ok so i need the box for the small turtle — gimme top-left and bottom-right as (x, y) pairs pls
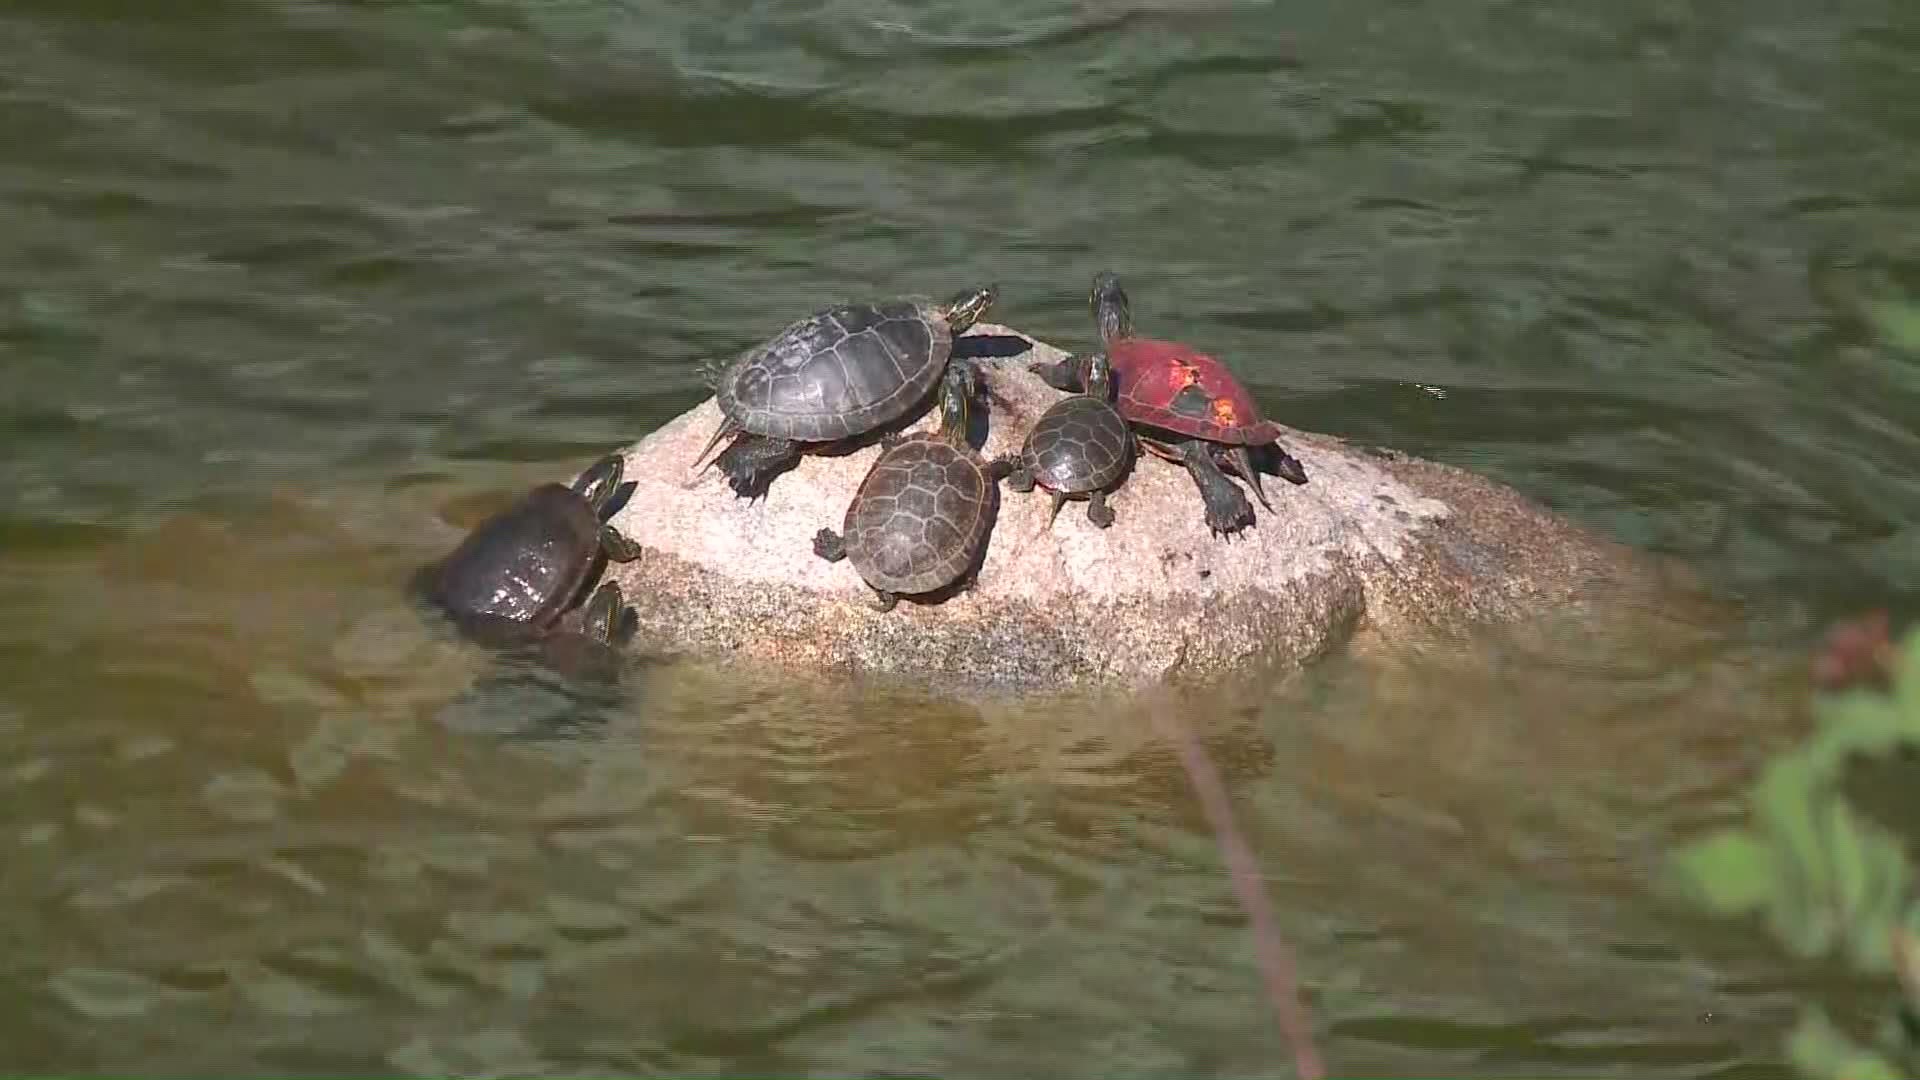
(812, 364), (1010, 611)
(415, 453), (641, 648)
(693, 285), (999, 498)
(996, 352), (1134, 528)
(1032, 271), (1307, 537)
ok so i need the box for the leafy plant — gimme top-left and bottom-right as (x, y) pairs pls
(1671, 613), (1920, 1079)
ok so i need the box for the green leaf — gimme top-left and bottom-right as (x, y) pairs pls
(1810, 692), (1909, 766)
(1865, 300), (1920, 354)
(1789, 1010), (1904, 1080)
(1673, 828), (1775, 915)
(1897, 626), (1920, 722)
(1844, 833), (1913, 973)
(1757, 757), (1842, 957)
(1826, 801), (1874, 925)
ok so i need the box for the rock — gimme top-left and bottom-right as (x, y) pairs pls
(594, 323), (1664, 693)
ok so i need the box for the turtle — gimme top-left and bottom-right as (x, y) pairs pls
(415, 453), (641, 649)
(994, 351), (1134, 528)
(811, 363), (1011, 611)
(1031, 271), (1308, 537)
(692, 284), (999, 499)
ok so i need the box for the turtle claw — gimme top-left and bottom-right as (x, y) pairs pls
(715, 433), (800, 500)
(812, 528), (848, 563)
(1203, 495), (1254, 538)
(999, 458), (1034, 493)
(1087, 491), (1115, 529)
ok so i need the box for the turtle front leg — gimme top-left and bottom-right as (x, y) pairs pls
(599, 524), (643, 563)
(1086, 490), (1115, 529)
(1176, 439), (1254, 538)
(867, 588), (898, 613)
(714, 434), (801, 498)
(997, 456), (1035, 492)
(1029, 355), (1087, 393)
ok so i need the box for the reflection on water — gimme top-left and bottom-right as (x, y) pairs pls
(0, 487), (1823, 1075)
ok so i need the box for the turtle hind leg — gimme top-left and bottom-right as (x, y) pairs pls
(995, 455), (1034, 491)
(1086, 490), (1115, 529)
(868, 588), (898, 613)
(579, 581), (628, 643)
(1177, 439), (1254, 538)
(714, 434), (801, 498)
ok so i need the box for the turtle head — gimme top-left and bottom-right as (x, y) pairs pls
(1081, 352), (1115, 403)
(1090, 270), (1132, 344)
(941, 284), (998, 333)
(572, 453), (626, 512)
(936, 363), (975, 446)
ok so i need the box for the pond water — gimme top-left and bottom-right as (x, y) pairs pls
(4, 0), (1919, 1075)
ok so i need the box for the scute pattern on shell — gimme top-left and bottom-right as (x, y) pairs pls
(842, 434), (997, 595)
(716, 299), (948, 442)
(1107, 337), (1285, 445)
(1022, 395), (1132, 493)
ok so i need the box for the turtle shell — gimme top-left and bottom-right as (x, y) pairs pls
(1021, 394), (1132, 494)
(842, 434), (998, 596)
(716, 299), (952, 443)
(422, 484), (602, 633)
(1106, 337), (1284, 445)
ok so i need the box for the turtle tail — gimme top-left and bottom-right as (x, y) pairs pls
(689, 416), (741, 476)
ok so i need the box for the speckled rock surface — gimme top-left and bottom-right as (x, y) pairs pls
(592, 322), (1658, 692)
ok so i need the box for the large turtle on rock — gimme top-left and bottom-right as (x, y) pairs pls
(692, 285), (999, 498)
(1031, 271), (1308, 537)
(813, 363), (1010, 611)
(996, 351), (1134, 528)
(415, 453), (640, 649)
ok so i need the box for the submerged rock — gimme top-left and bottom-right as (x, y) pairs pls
(592, 323), (1659, 692)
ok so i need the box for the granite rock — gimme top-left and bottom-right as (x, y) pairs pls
(589, 323), (1658, 692)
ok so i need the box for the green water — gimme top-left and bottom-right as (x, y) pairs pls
(5, 0), (1919, 1074)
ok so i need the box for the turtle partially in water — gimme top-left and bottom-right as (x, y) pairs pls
(1032, 271), (1308, 537)
(693, 285), (999, 499)
(812, 363), (1010, 611)
(997, 351), (1134, 528)
(415, 453), (640, 649)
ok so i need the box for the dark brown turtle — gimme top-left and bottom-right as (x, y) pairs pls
(1032, 271), (1308, 537)
(996, 352), (1134, 528)
(415, 453), (639, 648)
(692, 285), (998, 498)
(812, 363), (1010, 611)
